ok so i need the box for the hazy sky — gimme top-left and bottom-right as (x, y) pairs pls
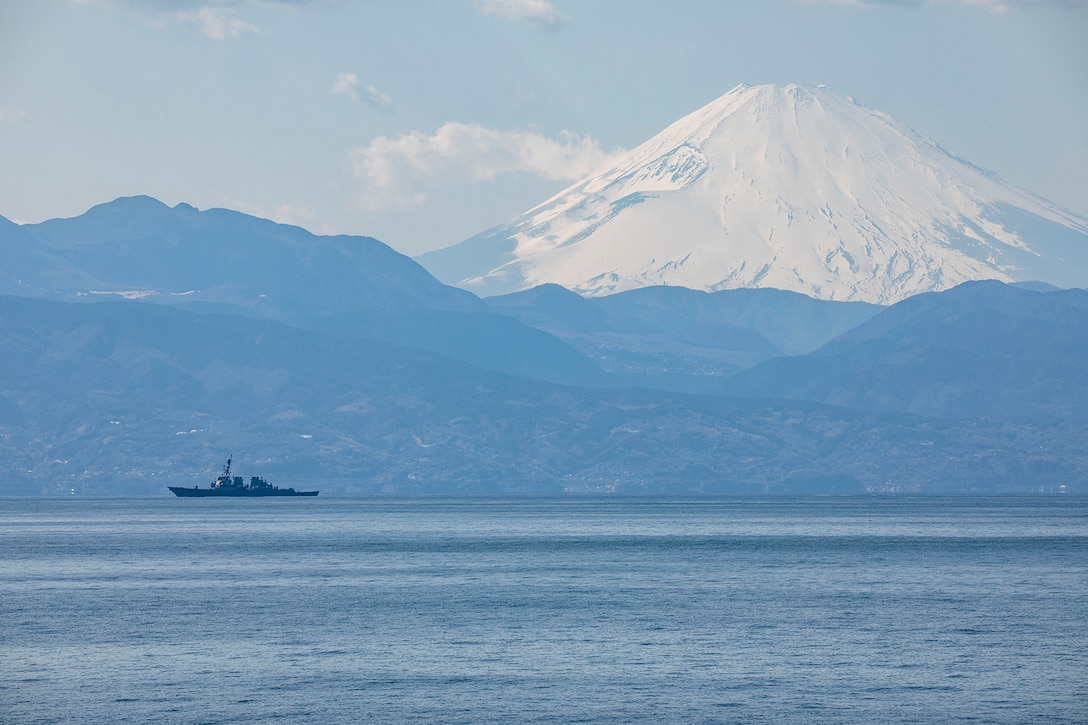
(2, 0), (1086, 256)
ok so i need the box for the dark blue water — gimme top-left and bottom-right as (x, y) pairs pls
(2, 496), (1086, 723)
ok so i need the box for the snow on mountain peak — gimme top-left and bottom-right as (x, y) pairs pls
(419, 84), (1088, 304)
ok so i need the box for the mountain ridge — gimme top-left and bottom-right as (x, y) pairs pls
(485, 284), (881, 392)
(0, 197), (624, 385)
(15, 195), (483, 316)
(4, 293), (1084, 494)
(720, 280), (1088, 420)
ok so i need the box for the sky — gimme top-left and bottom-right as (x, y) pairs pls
(1, 0), (1086, 257)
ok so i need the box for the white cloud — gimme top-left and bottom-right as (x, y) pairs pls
(474, 0), (568, 29)
(0, 108), (29, 123)
(331, 71), (359, 99)
(264, 202), (316, 228)
(361, 84), (393, 110)
(178, 6), (259, 40)
(800, 0), (1087, 9)
(965, 0), (1088, 10)
(331, 72), (393, 110)
(227, 199), (320, 229)
(347, 122), (622, 210)
(82, 0), (336, 10)
(77, 2), (263, 39)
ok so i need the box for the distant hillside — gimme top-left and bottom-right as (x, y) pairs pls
(1, 296), (1084, 495)
(486, 284), (880, 392)
(1, 197), (618, 386)
(9, 195), (481, 318)
(309, 308), (609, 388)
(722, 281), (1088, 420)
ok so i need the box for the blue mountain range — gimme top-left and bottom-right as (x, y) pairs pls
(1, 197), (1084, 494)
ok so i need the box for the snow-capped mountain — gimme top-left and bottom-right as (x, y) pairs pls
(419, 84), (1088, 303)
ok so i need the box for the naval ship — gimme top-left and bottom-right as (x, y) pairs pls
(168, 457), (319, 497)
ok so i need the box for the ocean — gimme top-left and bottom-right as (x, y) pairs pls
(2, 496), (1086, 724)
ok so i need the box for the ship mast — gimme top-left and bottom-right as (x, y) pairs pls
(222, 456), (232, 479)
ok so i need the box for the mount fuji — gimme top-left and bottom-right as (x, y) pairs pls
(419, 84), (1088, 304)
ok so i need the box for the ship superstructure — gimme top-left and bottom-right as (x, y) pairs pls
(168, 457), (319, 497)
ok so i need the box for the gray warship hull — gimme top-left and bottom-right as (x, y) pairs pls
(168, 486), (318, 497)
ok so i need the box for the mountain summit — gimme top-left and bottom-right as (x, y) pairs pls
(420, 84), (1088, 303)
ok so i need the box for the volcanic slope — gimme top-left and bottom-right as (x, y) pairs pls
(419, 84), (1088, 304)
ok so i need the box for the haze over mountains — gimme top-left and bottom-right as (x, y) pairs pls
(420, 84), (1088, 303)
(486, 284), (880, 392)
(3, 287), (1085, 496)
(2, 193), (1087, 494)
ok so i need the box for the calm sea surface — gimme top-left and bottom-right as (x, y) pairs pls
(2, 496), (1086, 724)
